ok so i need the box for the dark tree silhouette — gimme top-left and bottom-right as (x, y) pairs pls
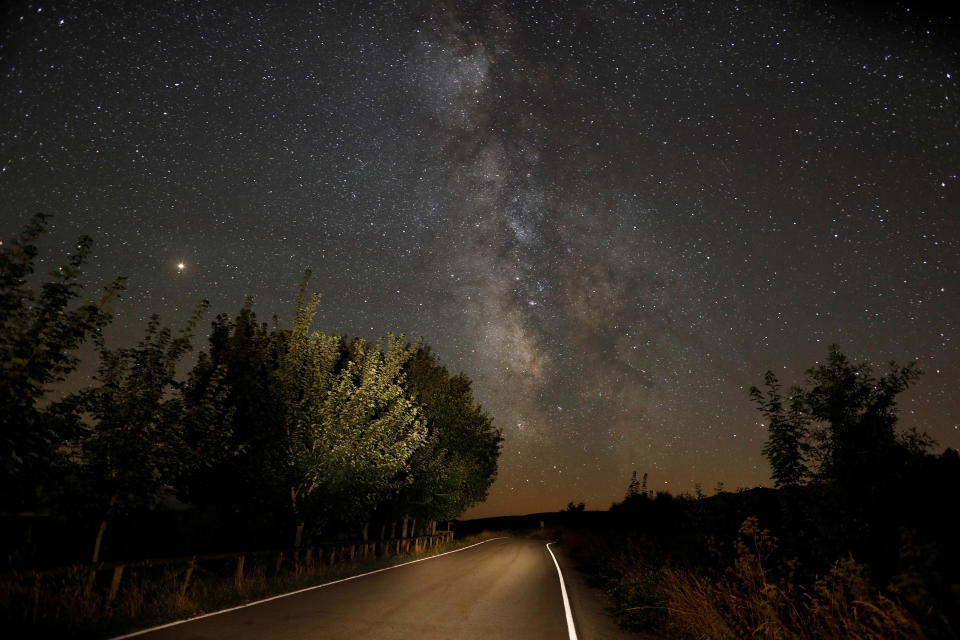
(803, 345), (926, 489)
(179, 301), (289, 546)
(73, 304), (232, 562)
(753, 345), (928, 490)
(1, 213), (123, 512)
(627, 470), (641, 498)
(750, 371), (809, 488)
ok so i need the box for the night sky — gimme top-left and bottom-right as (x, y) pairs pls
(3, 1), (958, 517)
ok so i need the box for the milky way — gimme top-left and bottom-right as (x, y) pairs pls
(3, 1), (958, 516)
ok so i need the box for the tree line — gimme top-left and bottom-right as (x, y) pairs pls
(1, 214), (502, 566)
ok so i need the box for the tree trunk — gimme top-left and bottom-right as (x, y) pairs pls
(290, 486), (303, 548)
(401, 516), (408, 538)
(91, 494), (118, 563)
(362, 522), (369, 542)
(91, 519), (108, 564)
(390, 521), (396, 539)
(380, 523), (386, 540)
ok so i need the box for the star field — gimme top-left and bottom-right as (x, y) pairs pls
(2, 0), (958, 516)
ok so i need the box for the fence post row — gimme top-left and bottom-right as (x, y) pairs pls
(9, 530), (456, 606)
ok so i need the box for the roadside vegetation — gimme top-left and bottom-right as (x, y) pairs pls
(558, 347), (959, 639)
(1, 531), (502, 639)
(1, 214), (502, 633)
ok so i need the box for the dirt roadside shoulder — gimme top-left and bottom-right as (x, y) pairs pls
(552, 544), (665, 640)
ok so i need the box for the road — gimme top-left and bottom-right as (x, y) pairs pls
(121, 537), (578, 639)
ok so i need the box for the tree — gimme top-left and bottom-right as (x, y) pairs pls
(388, 346), (502, 527)
(627, 470), (641, 498)
(73, 303), (231, 562)
(750, 372), (809, 488)
(179, 301), (289, 544)
(753, 346), (927, 491)
(277, 279), (427, 546)
(803, 345), (924, 488)
(1, 213), (123, 512)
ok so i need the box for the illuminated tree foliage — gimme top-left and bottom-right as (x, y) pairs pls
(277, 280), (427, 545)
(179, 296), (502, 546)
(3, 217), (501, 559)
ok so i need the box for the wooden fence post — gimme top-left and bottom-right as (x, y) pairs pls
(107, 565), (124, 604)
(31, 572), (40, 624)
(85, 566), (97, 597)
(181, 557), (196, 597)
(235, 555), (245, 591)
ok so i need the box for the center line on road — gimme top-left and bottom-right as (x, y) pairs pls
(546, 542), (579, 640)
(110, 536), (508, 640)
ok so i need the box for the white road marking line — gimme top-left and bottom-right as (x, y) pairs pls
(546, 542), (579, 640)
(109, 536), (509, 639)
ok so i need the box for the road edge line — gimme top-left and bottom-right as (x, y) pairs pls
(546, 542), (579, 640)
(109, 536), (508, 639)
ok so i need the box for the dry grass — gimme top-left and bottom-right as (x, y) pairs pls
(661, 517), (926, 640)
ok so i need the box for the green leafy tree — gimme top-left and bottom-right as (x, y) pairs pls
(277, 280), (427, 546)
(1, 213), (123, 511)
(389, 346), (502, 526)
(73, 304), (231, 562)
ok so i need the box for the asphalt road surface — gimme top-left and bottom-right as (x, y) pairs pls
(122, 537), (578, 639)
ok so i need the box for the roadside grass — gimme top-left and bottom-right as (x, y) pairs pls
(559, 518), (927, 640)
(660, 520), (926, 639)
(0, 532), (504, 639)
